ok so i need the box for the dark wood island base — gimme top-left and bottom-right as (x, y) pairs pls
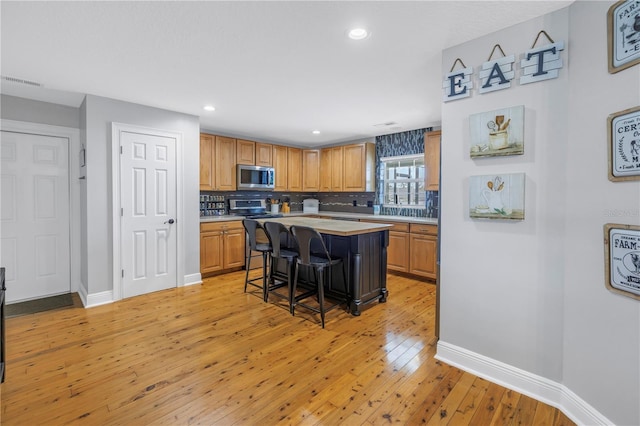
(259, 217), (392, 316)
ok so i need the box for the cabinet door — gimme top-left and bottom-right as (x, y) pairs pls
(330, 146), (344, 191)
(409, 234), (437, 279)
(255, 143), (273, 166)
(224, 228), (246, 269)
(287, 147), (302, 191)
(343, 143), (374, 192)
(425, 130), (441, 191)
(199, 134), (215, 190)
(236, 139), (255, 165)
(215, 136), (237, 190)
(273, 145), (288, 191)
(387, 231), (410, 272)
(319, 148), (332, 191)
(201, 231), (223, 274)
(302, 149), (320, 192)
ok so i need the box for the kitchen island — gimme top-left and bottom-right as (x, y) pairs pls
(258, 217), (392, 316)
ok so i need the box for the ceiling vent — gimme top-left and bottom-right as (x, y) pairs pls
(1, 75), (42, 87)
(373, 121), (398, 127)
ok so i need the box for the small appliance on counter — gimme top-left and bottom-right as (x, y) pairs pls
(302, 198), (319, 214)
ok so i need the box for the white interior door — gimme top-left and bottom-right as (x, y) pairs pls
(1, 131), (70, 303)
(120, 131), (177, 298)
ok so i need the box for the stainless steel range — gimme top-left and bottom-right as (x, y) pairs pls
(228, 199), (283, 219)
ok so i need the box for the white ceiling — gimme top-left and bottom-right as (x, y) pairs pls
(1, 1), (571, 147)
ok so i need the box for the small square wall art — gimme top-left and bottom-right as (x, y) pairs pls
(469, 173), (525, 220)
(469, 105), (524, 158)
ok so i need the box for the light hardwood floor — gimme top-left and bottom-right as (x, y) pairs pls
(1, 271), (575, 425)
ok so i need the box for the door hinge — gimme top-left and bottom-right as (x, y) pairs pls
(122, 269), (124, 278)
(120, 146), (123, 154)
(121, 208), (123, 216)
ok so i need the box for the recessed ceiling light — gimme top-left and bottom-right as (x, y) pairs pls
(348, 28), (369, 40)
(312, 130), (321, 135)
(203, 105), (215, 112)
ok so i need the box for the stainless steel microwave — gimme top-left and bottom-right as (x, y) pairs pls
(236, 165), (275, 190)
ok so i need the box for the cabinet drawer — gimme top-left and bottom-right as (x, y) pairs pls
(409, 224), (437, 235)
(365, 220), (409, 233)
(201, 221), (244, 233)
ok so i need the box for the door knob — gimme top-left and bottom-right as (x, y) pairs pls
(164, 219), (175, 224)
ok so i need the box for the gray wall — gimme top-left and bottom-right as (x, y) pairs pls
(1, 94), (80, 128)
(440, 3), (639, 425)
(82, 95), (201, 295)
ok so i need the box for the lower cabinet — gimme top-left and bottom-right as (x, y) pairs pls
(365, 220), (437, 279)
(200, 221), (245, 275)
(409, 224), (437, 279)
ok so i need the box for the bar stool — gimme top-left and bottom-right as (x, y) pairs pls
(242, 219), (272, 302)
(290, 225), (347, 328)
(264, 221), (298, 312)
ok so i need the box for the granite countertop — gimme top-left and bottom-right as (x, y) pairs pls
(200, 211), (438, 225)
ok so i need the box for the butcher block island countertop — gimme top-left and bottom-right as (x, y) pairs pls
(256, 216), (393, 236)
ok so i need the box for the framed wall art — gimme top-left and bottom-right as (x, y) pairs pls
(469, 105), (524, 158)
(607, 0), (640, 74)
(604, 223), (640, 301)
(607, 106), (640, 181)
(469, 173), (525, 220)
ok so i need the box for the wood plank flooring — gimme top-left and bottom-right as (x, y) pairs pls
(1, 271), (575, 425)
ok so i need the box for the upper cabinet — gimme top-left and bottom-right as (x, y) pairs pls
(215, 136), (237, 191)
(200, 134), (215, 191)
(320, 146), (344, 192)
(272, 144), (288, 191)
(302, 149), (320, 192)
(255, 142), (273, 166)
(200, 134), (375, 193)
(236, 139), (255, 165)
(287, 147), (303, 191)
(200, 133), (237, 191)
(425, 130), (441, 191)
(343, 142), (375, 192)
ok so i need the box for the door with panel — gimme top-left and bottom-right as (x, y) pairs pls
(120, 131), (177, 298)
(0, 131), (70, 302)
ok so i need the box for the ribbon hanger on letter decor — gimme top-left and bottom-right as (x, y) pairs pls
(520, 30), (565, 85)
(443, 58), (474, 102)
(479, 44), (515, 94)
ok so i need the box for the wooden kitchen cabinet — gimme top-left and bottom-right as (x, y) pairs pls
(362, 220), (437, 278)
(302, 149), (320, 192)
(319, 146), (344, 192)
(425, 130), (441, 191)
(409, 224), (437, 279)
(343, 142), (375, 192)
(287, 147), (303, 191)
(200, 134), (215, 190)
(236, 139), (255, 165)
(200, 221), (245, 275)
(200, 133), (237, 191)
(215, 136), (237, 191)
(368, 221), (410, 272)
(273, 144), (288, 191)
(255, 142), (273, 166)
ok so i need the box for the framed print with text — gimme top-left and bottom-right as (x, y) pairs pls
(608, 0), (640, 73)
(608, 106), (640, 181)
(604, 223), (640, 301)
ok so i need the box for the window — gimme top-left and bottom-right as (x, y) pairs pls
(381, 154), (425, 208)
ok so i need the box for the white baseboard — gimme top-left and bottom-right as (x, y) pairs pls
(84, 290), (114, 308)
(435, 340), (613, 426)
(77, 284), (88, 307)
(182, 273), (202, 287)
